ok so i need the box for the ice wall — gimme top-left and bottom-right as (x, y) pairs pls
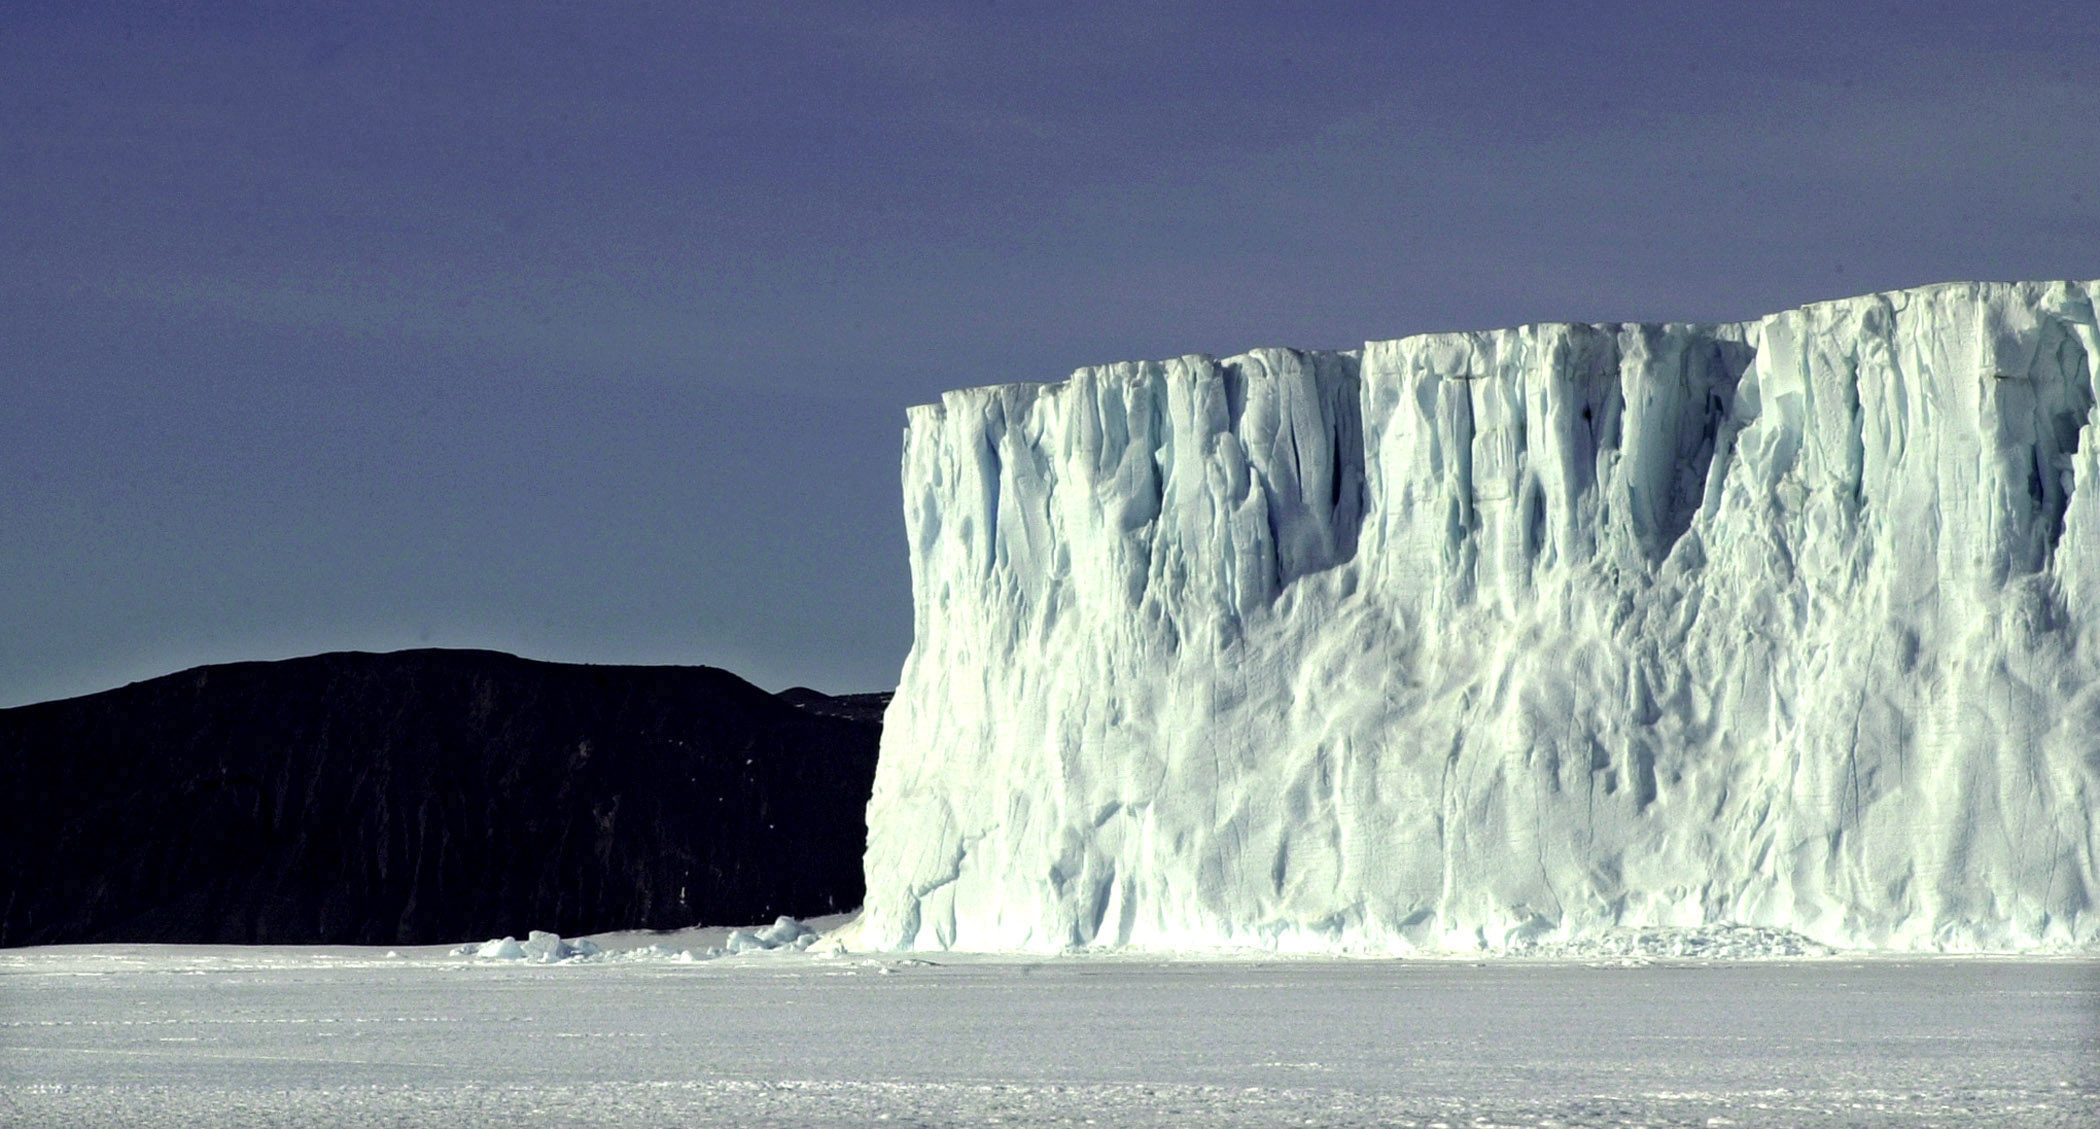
(858, 281), (2100, 952)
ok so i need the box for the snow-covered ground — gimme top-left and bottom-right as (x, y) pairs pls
(3, 929), (2094, 1127)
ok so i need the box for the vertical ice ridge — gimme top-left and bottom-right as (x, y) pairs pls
(859, 280), (2100, 954)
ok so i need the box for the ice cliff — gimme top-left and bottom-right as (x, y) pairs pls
(857, 280), (2100, 953)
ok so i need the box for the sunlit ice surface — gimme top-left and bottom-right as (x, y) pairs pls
(864, 281), (2100, 956)
(3, 931), (2094, 1128)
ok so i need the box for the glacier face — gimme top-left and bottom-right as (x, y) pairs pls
(858, 281), (2100, 953)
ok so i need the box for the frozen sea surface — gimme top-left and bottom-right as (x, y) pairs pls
(2, 939), (2095, 1127)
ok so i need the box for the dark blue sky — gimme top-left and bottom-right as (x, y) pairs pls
(5, 1), (2097, 705)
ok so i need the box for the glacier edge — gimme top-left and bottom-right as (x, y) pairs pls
(858, 279), (2100, 953)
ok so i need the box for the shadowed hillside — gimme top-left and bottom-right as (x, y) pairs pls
(0, 650), (885, 947)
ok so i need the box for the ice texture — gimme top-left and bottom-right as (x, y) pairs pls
(454, 931), (603, 962)
(9, 945), (2095, 1128)
(448, 918), (820, 962)
(857, 280), (2100, 953)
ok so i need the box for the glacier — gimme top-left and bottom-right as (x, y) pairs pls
(855, 280), (2100, 953)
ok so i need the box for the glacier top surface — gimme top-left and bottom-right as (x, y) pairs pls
(908, 279), (2099, 417)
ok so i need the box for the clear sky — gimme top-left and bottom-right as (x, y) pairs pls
(5, 1), (2098, 706)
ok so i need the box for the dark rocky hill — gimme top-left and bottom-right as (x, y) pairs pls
(0, 650), (886, 947)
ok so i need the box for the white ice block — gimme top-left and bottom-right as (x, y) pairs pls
(858, 280), (2100, 953)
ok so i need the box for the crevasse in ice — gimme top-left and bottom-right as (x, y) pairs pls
(858, 280), (2100, 952)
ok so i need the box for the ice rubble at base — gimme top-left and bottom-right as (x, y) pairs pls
(453, 918), (817, 963)
(454, 931), (600, 962)
(855, 280), (2100, 955)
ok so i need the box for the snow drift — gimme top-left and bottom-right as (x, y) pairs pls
(857, 280), (2100, 953)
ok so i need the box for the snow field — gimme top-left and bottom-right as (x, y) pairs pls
(2, 940), (2094, 1128)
